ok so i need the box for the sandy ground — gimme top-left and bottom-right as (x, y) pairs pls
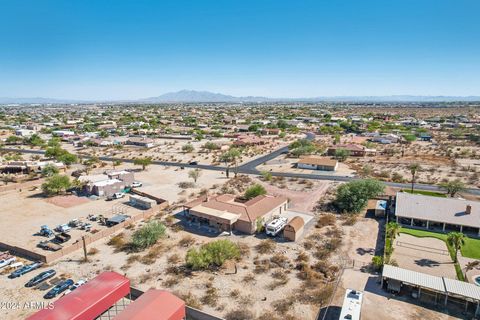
(391, 233), (457, 279)
(329, 217), (461, 320)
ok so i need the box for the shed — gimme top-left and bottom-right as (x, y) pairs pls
(107, 214), (131, 227)
(129, 195), (156, 209)
(283, 216), (305, 241)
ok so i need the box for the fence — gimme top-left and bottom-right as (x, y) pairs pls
(0, 201), (169, 264)
(0, 178), (45, 193)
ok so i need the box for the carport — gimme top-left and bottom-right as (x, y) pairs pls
(382, 265), (480, 316)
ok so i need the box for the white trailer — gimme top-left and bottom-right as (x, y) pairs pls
(339, 289), (363, 320)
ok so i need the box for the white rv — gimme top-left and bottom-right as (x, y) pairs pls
(265, 217), (288, 236)
(339, 289), (363, 320)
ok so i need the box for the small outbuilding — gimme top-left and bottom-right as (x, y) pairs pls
(283, 216), (305, 241)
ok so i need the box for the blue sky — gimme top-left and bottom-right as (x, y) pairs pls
(1, 0), (479, 99)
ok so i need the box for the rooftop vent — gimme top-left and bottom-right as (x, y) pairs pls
(466, 205), (472, 215)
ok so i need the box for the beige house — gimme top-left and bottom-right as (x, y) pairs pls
(184, 194), (288, 234)
(297, 156), (338, 171)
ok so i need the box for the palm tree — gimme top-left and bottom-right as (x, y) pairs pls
(386, 222), (401, 240)
(464, 260), (480, 279)
(408, 163), (421, 193)
(447, 232), (465, 263)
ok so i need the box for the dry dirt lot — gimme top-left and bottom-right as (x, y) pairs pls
(329, 217), (463, 320)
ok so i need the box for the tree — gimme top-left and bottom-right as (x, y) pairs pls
(464, 260), (480, 279)
(447, 232), (465, 263)
(112, 159), (122, 169)
(41, 164), (59, 177)
(182, 143), (194, 153)
(220, 148), (241, 177)
(440, 179), (466, 197)
(402, 134), (416, 143)
(186, 239), (240, 270)
(41, 174), (71, 196)
(134, 157), (152, 170)
(244, 184), (267, 200)
(188, 168), (202, 183)
(408, 163), (421, 192)
(334, 149), (350, 162)
(335, 179), (385, 213)
(371, 256), (384, 271)
(26, 134), (45, 147)
(131, 221), (166, 250)
(386, 222), (400, 240)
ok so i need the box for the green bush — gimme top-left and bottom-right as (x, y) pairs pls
(41, 174), (71, 196)
(186, 239), (240, 270)
(131, 221), (166, 250)
(244, 184), (267, 200)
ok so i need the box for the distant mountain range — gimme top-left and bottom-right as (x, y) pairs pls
(1, 90), (480, 104)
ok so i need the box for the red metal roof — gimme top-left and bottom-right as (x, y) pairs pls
(26, 271), (130, 320)
(113, 289), (186, 320)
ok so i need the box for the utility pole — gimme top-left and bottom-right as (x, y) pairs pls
(82, 236), (88, 262)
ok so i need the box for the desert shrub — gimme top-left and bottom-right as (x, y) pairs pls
(175, 291), (202, 309)
(242, 273), (256, 283)
(178, 235), (196, 247)
(296, 251), (310, 263)
(201, 287), (219, 307)
(255, 239), (276, 254)
(167, 253), (181, 264)
(272, 296), (296, 313)
(270, 254), (289, 268)
(107, 233), (126, 252)
(225, 308), (255, 320)
(140, 245), (165, 264)
(131, 221), (166, 250)
(236, 242), (250, 257)
(163, 277), (180, 287)
(178, 181), (195, 189)
(87, 247), (99, 255)
(244, 184), (267, 200)
(316, 214), (336, 228)
(254, 259), (272, 273)
(186, 239), (240, 270)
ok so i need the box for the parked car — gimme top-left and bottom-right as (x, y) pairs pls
(38, 240), (62, 251)
(9, 262), (42, 279)
(44, 279), (74, 299)
(52, 232), (71, 244)
(62, 277), (88, 296)
(0, 256), (16, 269)
(25, 269), (56, 287)
(55, 224), (71, 233)
(107, 192), (125, 201)
(189, 161), (198, 165)
(68, 219), (80, 227)
(130, 181), (142, 188)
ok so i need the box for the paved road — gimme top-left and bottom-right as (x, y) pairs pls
(2, 139), (480, 196)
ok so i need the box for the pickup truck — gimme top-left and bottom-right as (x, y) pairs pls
(0, 256), (16, 269)
(38, 240), (62, 251)
(107, 192), (125, 201)
(53, 232), (71, 244)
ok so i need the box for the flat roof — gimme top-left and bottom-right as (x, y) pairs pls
(395, 192), (480, 228)
(383, 265), (480, 302)
(339, 289), (363, 320)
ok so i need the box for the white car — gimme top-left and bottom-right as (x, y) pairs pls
(63, 279), (87, 296)
(55, 224), (71, 233)
(0, 256), (16, 269)
(131, 181), (142, 188)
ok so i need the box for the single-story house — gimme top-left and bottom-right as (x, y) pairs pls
(126, 137), (155, 148)
(79, 171), (134, 197)
(0, 160), (65, 174)
(233, 135), (266, 147)
(395, 192), (480, 236)
(327, 144), (372, 157)
(183, 194), (289, 234)
(297, 156), (338, 171)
